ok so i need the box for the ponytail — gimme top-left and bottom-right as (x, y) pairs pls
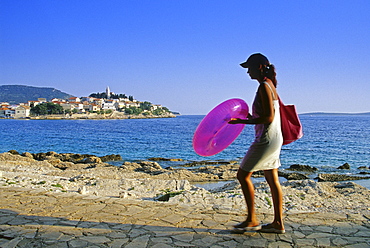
(264, 64), (277, 87)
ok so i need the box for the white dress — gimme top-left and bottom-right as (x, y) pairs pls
(240, 82), (283, 172)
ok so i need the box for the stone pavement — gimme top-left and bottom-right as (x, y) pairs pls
(0, 186), (369, 248)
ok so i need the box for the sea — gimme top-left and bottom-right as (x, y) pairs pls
(1, 115), (369, 188)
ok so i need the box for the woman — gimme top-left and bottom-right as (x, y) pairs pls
(229, 53), (285, 234)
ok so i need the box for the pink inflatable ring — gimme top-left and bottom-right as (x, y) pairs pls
(193, 98), (249, 156)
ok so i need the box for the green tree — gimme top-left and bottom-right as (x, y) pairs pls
(153, 107), (170, 115)
(31, 104), (48, 115)
(89, 92), (130, 99)
(31, 102), (64, 115)
(140, 101), (152, 111)
(47, 103), (64, 114)
(153, 108), (164, 115)
(124, 108), (134, 115)
(89, 92), (107, 98)
(125, 107), (142, 115)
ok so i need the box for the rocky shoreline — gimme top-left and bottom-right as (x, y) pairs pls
(1, 151), (369, 216)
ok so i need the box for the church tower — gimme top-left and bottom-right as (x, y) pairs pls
(106, 86), (111, 99)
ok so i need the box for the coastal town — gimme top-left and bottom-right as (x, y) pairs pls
(0, 86), (176, 119)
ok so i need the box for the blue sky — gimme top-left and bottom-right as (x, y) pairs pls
(1, 0), (369, 114)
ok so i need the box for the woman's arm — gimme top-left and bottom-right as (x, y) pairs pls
(229, 83), (274, 125)
(258, 82), (275, 123)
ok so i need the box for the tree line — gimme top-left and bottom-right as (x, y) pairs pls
(89, 92), (134, 101)
(30, 102), (171, 116)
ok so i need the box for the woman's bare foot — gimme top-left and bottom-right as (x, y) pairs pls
(233, 220), (260, 228)
(259, 223), (285, 234)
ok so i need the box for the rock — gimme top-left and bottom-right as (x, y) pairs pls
(100, 154), (122, 162)
(81, 156), (102, 164)
(69, 153), (92, 163)
(252, 170), (265, 177)
(50, 160), (75, 170)
(148, 157), (183, 162)
(24, 152), (115, 165)
(121, 161), (137, 169)
(219, 170), (236, 180)
(119, 191), (136, 198)
(139, 161), (162, 170)
(32, 151), (60, 161)
(78, 186), (87, 194)
(46, 151), (58, 157)
(359, 171), (370, 175)
(0, 152), (36, 162)
(337, 163), (350, 170)
(358, 166), (369, 170)
(157, 169), (219, 181)
(21, 152), (34, 159)
(279, 172), (309, 180)
(46, 158), (62, 165)
(287, 164), (318, 172)
(33, 152), (47, 161)
(334, 182), (356, 189)
(181, 161), (230, 167)
(317, 173), (370, 182)
(210, 181), (240, 193)
(155, 191), (184, 201)
(8, 150), (19, 155)
(121, 161), (165, 175)
(192, 164), (239, 180)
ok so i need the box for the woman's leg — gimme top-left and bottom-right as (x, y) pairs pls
(263, 169), (284, 230)
(236, 168), (259, 227)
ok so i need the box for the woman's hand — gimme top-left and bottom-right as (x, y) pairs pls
(228, 118), (245, 124)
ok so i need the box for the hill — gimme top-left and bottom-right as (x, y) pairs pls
(300, 112), (370, 116)
(0, 85), (75, 104)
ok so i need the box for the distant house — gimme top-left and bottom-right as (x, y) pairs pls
(123, 101), (140, 108)
(152, 104), (162, 110)
(115, 101), (126, 110)
(69, 97), (81, 102)
(69, 102), (84, 111)
(83, 102), (100, 112)
(92, 98), (105, 109)
(102, 100), (116, 110)
(0, 107), (15, 117)
(28, 100), (40, 107)
(60, 102), (84, 112)
(14, 105), (30, 118)
(51, 98), (66, 103)
(80, 97), (96, 103)
(60, 103), (75, 112)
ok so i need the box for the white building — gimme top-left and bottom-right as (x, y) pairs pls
(102, 99), (116, 110)
(14, 105), (31, 118)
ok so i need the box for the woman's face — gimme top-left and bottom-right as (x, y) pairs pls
(247, 64), (262, 80)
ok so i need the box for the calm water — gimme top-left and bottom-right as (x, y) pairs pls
(0, 115), (369, 175)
